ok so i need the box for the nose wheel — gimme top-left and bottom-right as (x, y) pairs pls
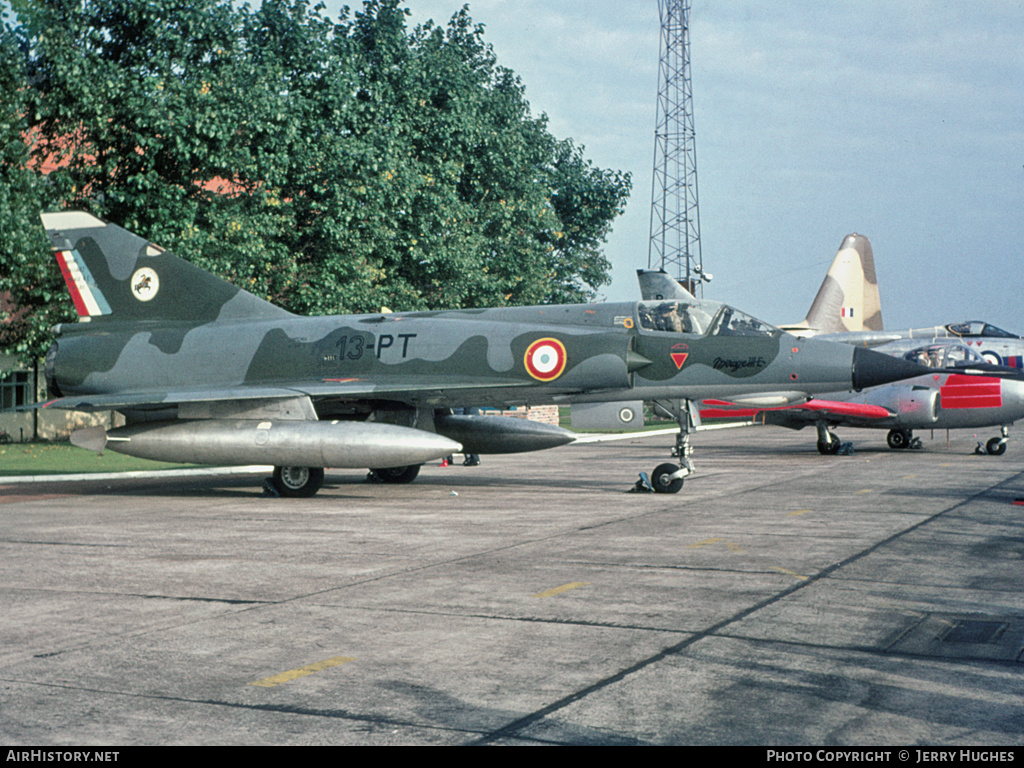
(651, 462), (687, 493)
(977, 426), (1010, 456)
(639, 398), (698, 494)
(986, 437), (1007, 455)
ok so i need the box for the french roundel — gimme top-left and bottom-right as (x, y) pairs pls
(524, 338), (568, 381)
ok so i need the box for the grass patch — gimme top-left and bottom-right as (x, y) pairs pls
(0, 442), (207, 475)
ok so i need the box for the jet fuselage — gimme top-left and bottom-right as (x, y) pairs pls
(48, 299), (898, 413)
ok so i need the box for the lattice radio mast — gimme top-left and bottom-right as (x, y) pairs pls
(648, 0), (706, 295)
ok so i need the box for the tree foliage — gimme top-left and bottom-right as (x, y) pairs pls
(1, 0), (631, 361)
(0, 7), (52, 356)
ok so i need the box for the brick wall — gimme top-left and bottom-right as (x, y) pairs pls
(489, 405), (560, 425)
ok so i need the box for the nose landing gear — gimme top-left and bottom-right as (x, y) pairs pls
(976, 426), (1010, 456)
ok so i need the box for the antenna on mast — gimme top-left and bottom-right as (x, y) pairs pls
(648, 0), (706, 296)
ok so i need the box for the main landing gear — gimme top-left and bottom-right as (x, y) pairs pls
(367, 464), (422, 484)
(268, 463), (424, 497)
(885, 429), (924, 450)
(816, 426), (841, 455)
(815, 421), (860, 455)
(271, 466), (325, 497)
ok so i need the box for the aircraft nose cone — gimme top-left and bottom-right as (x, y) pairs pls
(852, 346), (929, 389)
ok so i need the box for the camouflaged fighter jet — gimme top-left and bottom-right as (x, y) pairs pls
(40, 212), (927, 496)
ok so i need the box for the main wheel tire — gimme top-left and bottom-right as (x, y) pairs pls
(272, 466), (325, 497)
(986, 437), (1007, 456)
(887, 430), (911, 450)
(817, 434), (841, 455)
(651, 462), (684, 494)
(370, 464), (421, 484)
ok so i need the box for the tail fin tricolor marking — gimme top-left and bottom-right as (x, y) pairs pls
(42, 211), (293, 325)
(804, 233), (882, 333)
(781, 233), (883, 335)
(56, 248), (112, 319)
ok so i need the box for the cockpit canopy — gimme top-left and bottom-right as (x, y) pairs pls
(946, 321), (1020, 339)
(902, 343), (985, 369)
(637, 301), (780, 338)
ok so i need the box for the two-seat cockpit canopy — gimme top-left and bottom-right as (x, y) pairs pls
(946, 321), (1020, 339)
(902, 342), (986, 369)
(637, 301), (780, 338)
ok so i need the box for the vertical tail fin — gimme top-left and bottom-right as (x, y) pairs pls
(636, 269), (696, 301)
(43, 211), (292, 325)
(783, 233), (882, 334)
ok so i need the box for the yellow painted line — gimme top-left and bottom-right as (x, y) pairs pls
(901, 474), (918, 480)
(771, 566), (808, 581)
(249, 656), (357, 687)
(686, 538), (724, 548)
(725, 542), (745, 553)
(855, 488), (873, 494)
(787, 509), (811, 516)
(532, 581), (589, 598)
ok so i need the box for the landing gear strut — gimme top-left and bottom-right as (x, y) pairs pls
(648, 399), (698, 494)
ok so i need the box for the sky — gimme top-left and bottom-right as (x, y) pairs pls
(336, 2), (1023, 330)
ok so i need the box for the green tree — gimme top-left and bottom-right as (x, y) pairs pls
(0, 8), (58, 357)
(1, 0), (631, 362)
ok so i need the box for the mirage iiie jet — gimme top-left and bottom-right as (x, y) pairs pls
(41, 212), (925, 496)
